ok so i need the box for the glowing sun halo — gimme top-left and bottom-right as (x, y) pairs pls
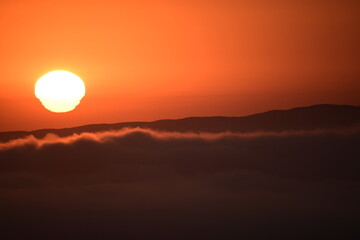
(35, 70), (86, 113)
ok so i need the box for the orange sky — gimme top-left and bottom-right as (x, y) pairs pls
(0, 0), (359, 131)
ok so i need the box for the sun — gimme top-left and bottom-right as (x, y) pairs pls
(35, 70), (86, 113)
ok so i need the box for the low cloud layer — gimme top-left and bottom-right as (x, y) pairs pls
(1, 127), (359, 239)
(1, 126), (359, 151)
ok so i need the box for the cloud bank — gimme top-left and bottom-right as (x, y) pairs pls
(1, 126), (359, 151)
(0, 127), (359, 239)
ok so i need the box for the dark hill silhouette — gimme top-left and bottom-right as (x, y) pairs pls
(1, 104), (360, 142)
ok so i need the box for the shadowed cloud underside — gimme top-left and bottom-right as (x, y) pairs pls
(1, 126), (360, 239)
(1, 104), (359, 239)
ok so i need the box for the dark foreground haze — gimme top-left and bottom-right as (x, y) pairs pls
(1, 105), (360, 239)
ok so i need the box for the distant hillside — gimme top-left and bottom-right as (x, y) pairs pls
(1, 104), (360, 142)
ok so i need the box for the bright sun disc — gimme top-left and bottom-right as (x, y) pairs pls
(35, 70), (86, 113)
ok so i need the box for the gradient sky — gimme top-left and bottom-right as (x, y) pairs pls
(0, 0), (359, 131)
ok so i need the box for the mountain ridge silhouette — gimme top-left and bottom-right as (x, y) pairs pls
(1, 104), (359, 142)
